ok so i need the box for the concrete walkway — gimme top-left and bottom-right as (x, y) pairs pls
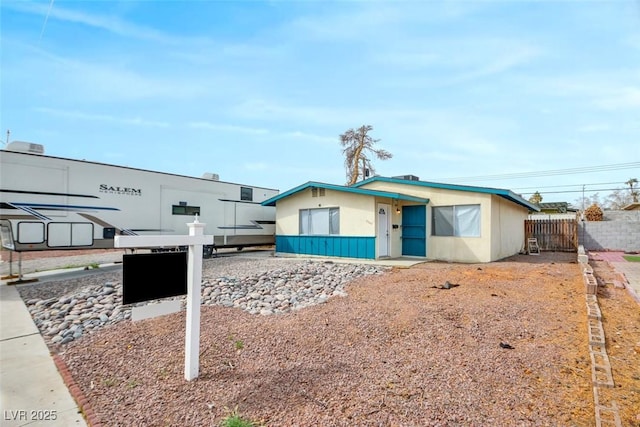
(590, 251), (640, 304)
(0, 282), (87, 427)
(610, 261), (640, 303)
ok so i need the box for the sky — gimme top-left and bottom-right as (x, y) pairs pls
(1, 0), (639, 205)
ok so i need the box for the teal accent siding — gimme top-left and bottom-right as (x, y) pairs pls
(275, 235), (375, 259)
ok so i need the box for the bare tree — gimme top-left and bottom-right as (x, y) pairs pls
(626, 178), (639, 203)
(605, 189), (633, 210)
(573, 193), (602, 211)
(340, 125), (392, 185)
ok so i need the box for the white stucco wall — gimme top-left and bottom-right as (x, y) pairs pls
(490, 195), (528, 260)
(424, 190), (492, 263)
(361, 181), (526, 262)
(274, 181), (530, 263)
(275, 188), (376, 236)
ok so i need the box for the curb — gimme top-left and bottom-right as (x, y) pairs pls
(52, 354), (103, 427)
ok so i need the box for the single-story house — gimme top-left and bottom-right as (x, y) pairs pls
(527, 201), (579, 220)
(262, 176), (540, 263)
(532, 202), (578, 214)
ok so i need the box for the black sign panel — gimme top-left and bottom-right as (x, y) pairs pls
(123, 252), (187, 305)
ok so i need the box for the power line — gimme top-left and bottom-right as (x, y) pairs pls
(520, 187), (625, 196)
(512, 181), (626, 190)
(441, 162), (640, 183)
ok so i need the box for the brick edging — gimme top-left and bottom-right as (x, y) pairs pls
(52, 354), (103, 427)
(581, 254), (622, 427)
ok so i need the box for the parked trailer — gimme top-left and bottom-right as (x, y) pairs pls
(0, 144), (278, 258)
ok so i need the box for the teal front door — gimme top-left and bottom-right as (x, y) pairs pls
(402, 205), (426, 256)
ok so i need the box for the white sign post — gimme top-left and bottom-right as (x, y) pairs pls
(115, 216), (212, 381)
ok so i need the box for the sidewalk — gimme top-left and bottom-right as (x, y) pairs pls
(610, 261), (640, 304)
(0, 282), (88, 427)
(591, 251), (640, 304)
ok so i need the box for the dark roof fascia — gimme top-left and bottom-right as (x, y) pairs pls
(261, 181), (429, 207)
(353, 176), (540, 212)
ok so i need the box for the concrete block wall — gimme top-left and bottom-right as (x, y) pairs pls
(579, 221), (640, 252)
(603, 210), (640, 222)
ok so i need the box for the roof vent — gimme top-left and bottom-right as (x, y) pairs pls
(6, 141), (45, 154)
(202, 172), (219, 181)
(393, 174), (420, 181)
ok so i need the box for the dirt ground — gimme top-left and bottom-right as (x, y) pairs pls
(46, 251), (640, 426)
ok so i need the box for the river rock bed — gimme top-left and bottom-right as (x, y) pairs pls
(19, 257), (388, 346)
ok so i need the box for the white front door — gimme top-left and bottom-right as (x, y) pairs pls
(377, 203), (390, 257)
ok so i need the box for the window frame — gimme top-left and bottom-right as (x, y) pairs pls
(172, 205), (201, 216)
(299, 207), (340, 236)
(240, 187), (253, 202)
(431, 204), (481, 237)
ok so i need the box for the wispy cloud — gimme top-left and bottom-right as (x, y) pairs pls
(371, 51), (441, 69)
(189, 122), (269, 135)
(243, 162), (269, 171)
(35, 107), (170, 128)
(14, 48), (221, 103)
(595, 87), (640, 110)
(168, 41), (288, 68)
(624, 34), (640, 50)
(578, 123), (611, 133)
(287, 2), (481, 44)
(230, 99), (348, 125)
(188, 120), (335, 145)
(281, 131), (335, 145)
(6, 1), (180, 44)
(371, 37), (542, 88)
(451, 139), (499, 155)
(521, 71), (640, 112)
(451, 45), (542, 82)
(288, 5), (400, 43)
(2, 1), (637, 197)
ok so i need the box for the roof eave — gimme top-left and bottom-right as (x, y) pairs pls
(501, 193), (541, 212)
(261, 181), (430, 206)
(356, 176), (539, 211)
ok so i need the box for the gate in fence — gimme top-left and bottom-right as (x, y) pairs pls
(524, 218), (578, 252)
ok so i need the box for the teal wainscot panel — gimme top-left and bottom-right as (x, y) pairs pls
(275, 236), (375, 259)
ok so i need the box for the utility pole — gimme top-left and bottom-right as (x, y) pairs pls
(581, 184), (585, 246)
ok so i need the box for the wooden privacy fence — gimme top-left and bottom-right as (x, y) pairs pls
(524, 218), (578, 252)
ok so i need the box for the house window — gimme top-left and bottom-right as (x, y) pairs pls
(299, 208), (339, 235)
(241, 187), (253, 201)
(172, 205), (200, 216)
(432, 204), (480, 237)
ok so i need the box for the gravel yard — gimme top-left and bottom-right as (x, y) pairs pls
(13, 251), (640, 426)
